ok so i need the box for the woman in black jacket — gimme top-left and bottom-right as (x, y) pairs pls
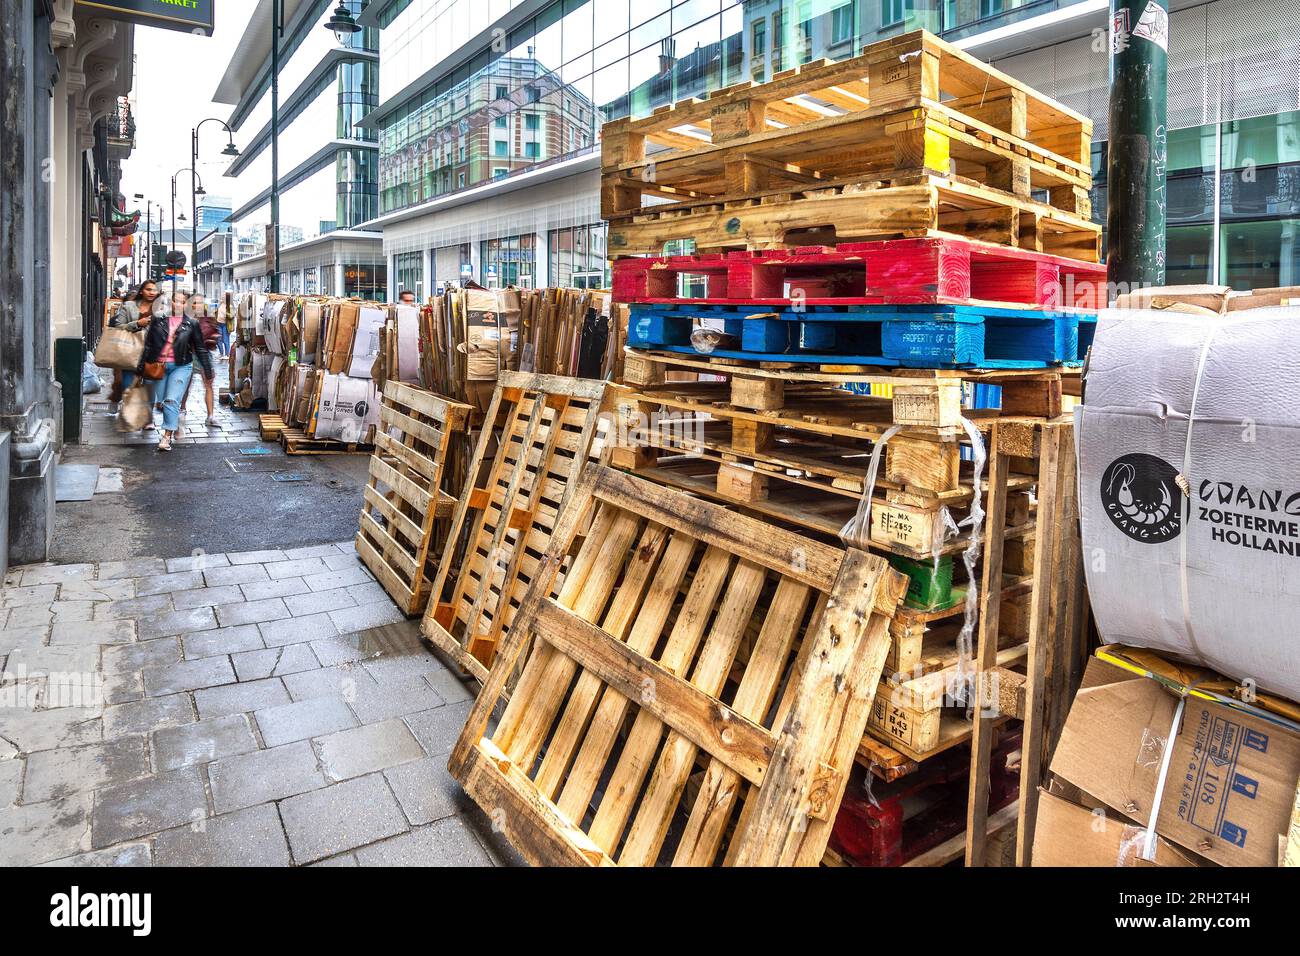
(140, 291), (212, 452)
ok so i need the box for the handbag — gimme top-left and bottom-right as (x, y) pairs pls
(118, 382), (152, 431)
(141, 360), (166, 381)
(96, 326), (145, 371)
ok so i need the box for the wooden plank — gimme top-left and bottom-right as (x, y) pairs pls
(965, 422), (1010, 866)
(534, 600), (778, 786)
(1014, 422), (1066, 867)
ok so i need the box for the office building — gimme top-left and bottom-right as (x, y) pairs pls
(213, 0), (386, 298)
(361, 0), (1299, 294)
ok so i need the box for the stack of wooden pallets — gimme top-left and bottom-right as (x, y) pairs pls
(603, 29), (1095, 867)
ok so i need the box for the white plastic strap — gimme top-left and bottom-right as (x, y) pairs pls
(839, 424), (902, 550)
(1178, 321), (1222, 665)
(1141, 694), (1186, 862)
(955, 417), (988, 699)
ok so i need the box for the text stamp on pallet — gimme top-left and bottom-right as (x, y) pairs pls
(448, 464), (908, 866)
(421, 372), (618, 685)
(355, 382), (472, 616)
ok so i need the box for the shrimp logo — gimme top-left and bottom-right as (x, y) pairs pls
(1100, 453), (1182, 543)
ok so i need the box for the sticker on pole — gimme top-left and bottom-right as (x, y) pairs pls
(1132, 1), (1169, 52)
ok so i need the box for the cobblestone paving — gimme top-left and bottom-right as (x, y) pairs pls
(0, 543), (517, 867)
(81, 363), (262, 447)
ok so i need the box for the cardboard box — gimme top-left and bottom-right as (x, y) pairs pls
(1049, 657), (1300, 867)
(327, 302), (359, 374)
(348, 306), (387, 379)
(1031, 789), (1202, 867)
(1078, 309), (1300, 701)
(312, 373), (378, 444)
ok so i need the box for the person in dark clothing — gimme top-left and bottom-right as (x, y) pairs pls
(108, 279), (166, 414)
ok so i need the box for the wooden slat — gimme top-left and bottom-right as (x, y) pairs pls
(534, 600), (777, 786)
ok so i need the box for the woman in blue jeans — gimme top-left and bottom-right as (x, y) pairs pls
(137, 291), (212, 452)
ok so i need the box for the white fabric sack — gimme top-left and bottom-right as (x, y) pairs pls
(1077, 308), (1300, 700)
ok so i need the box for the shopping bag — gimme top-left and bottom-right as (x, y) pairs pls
(118, 382), (152, 432)
(96, 326), (145, 371)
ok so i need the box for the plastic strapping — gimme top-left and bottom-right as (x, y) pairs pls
(1141, 693), (1187, 862)
(1178, 321), (1222, 666)
(839, 424), (903, 550)
(954, 417), (988, 701)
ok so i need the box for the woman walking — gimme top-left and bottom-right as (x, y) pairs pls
(139, 289), (211, 452)
(179, 294), (222, 428)
(109, 280), (166, 422)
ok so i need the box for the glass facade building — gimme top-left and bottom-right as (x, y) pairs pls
(365, 0), (1300, 293)
(214, 0), (386, 295)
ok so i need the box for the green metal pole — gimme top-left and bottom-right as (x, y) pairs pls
(1106, 0), (1169, 294)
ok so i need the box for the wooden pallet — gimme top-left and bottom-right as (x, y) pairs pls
(420, 372), (617, 684)
(623, 348), (1073, 427)
(611, 237), (1108, 311)
(259, 414), (287, 441)
(603, 30), (1091, 220)
(448, 464), (908, 866)
(280, 428), (373, 456)
(608, 173), (1100, 262)
(354, 383), (472, 616)
(627, 301), (1083, 368)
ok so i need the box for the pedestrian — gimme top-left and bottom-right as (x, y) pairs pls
(398, 289), (417, 305)
(179, 294), (222, 428)
(139, 288), (211, 452)
(216, 291), (232, 357)
(108, 279), (166, 424)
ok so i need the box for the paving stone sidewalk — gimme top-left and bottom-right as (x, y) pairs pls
(81, 363), (262, 447)
(0, 542), (516, 867)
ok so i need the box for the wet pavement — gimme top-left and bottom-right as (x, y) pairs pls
(0, 365), (517, 867)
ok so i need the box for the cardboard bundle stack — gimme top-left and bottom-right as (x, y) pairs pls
(414, 287), (626, 405)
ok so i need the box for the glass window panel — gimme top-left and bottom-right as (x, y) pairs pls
(595, 0), (630, 46)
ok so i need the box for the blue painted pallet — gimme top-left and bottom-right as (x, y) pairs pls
(628, 303), (1083, 368)
(1077, 314), (1098, 356)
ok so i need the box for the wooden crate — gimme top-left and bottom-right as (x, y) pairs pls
(259, 414), (288, 441)
(354, 382), (472, 616)
(420, 372), (617, 684)
(448, 464), (907, 866)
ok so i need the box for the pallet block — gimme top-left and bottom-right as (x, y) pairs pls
(448, 464), (908, 866)
(420, 372), (616, 684)
(354, 382), (471, 616)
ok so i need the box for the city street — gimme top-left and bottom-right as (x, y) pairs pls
(1, 377), (514, 867)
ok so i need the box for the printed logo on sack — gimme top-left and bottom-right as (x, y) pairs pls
(1101, 453), (1182, 543)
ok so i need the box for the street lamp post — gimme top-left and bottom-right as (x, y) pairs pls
(134, 193), (157, 285)
(170, 167), (203, 294)
(192, 117), (240, 299)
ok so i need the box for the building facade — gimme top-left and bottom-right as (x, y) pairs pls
(362, 0), (1299, 295)
(213, 0), (386, 297)
(197, 194), (233, 234)
(1, 0), (138, 570)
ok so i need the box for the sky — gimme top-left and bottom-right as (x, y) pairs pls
(119, 2), (253, 237)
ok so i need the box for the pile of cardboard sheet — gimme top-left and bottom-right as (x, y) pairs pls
(1035, 652), (1300, 867)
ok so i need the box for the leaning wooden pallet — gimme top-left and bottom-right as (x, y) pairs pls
(602, 30), (1096, 260)
(420, 371), (618, 684)
(449, 464), (908, 866)
(354, 382), (472, 616)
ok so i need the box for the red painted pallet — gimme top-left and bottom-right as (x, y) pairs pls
(612, 236), (1107, 311)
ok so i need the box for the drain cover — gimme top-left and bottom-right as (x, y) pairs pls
(239, 446), (273, 456)
(272, 472), (311, 482)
